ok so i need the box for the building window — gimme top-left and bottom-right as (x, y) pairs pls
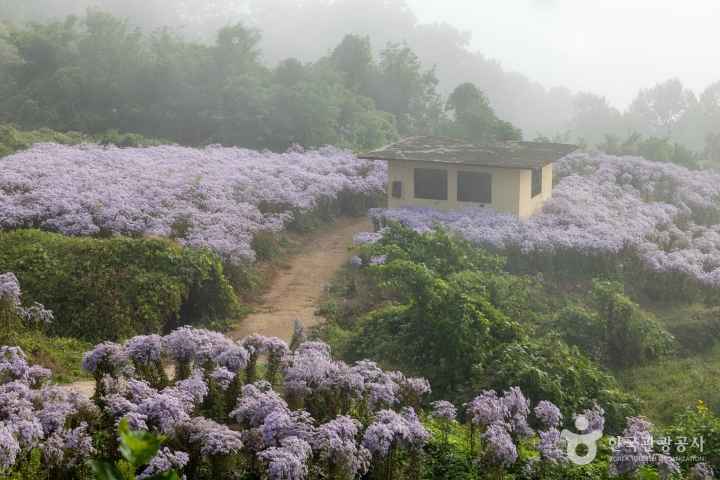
(414, 168), (448, 200)
(391, 181), (402, 198)
(531, 168), (543, 197)
(457, 171), (492, 204)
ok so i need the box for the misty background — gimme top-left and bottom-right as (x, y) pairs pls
(1, 0), (718, 164)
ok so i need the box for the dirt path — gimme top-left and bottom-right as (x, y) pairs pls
(60, 217), (371, 396)
(230, 216), (371, 341)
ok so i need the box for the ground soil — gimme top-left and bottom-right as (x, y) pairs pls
(230, 216), (371, 341)
(61, 216), (372, 396)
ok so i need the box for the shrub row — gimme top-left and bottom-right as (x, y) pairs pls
(0, 229), (241, 342)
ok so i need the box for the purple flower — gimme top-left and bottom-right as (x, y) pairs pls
(258, 436), (313, 480)
(180, 417), (244, 457)
(362, 408), (428, 457)
(610, 416), (654, 476)
(138, 448), (189, 480)
(0, 422), (21, 469)
(0, 273), (21, 305)
(534, 400), (562, 429)
(210, 367), (235, 390)
(690, 463), (715, 479)
(214, 345), (250, 372)
(82, 342), (127, 376)
(260, 409), (315, 446)
(230, 382), (289, 428)
(576, 403), (605, 434)
(125, 335), (163, 365)
(137, 391), (192, 434)
(313, 416), (371, 478)
(467, 390), (508, 427)
(431, 400), (457, 422)
(538, 428), (566, 463)
(655, 454), (681, 480)
(483, 423), (518, 467)
(173, 369), (208, 406)
(0, 144), (386, 264)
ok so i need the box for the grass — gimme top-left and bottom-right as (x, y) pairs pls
(616, 299), (720, 425)
(618, 343), (720, 426)
(1, 330), (91, 383)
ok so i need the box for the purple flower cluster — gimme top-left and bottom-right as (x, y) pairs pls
(430, 400), (457, 422)
(82, 342), (128, 376)
(610, 416), (655, 476)
(534, 400), (563, 429)
(5, 329), (687, 479)
(0, 273), (21, 305)
(0, 143), (386, 263)
(690, 463), (715, 479)
(483, 423), (518, 467)
(313, 416), (371, 477)
(362, 408), (429, 457)
(258, 436), (313, 480)
(0, 347), (100, 474)
(138, 448), (190, 480)
(370, 152), (720, 288)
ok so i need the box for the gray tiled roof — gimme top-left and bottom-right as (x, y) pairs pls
(359, 136), (578, 169)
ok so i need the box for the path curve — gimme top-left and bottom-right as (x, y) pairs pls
(230, 216), (371, 341)
(61, 216), (371, 395)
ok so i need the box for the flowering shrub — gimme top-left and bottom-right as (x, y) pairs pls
(0, 328), (706, 479)
(0, 143), (386, 264)
(370, 152), (720, 298)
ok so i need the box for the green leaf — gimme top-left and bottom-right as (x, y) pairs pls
(90, 460), (125, 480)
(117, 418), (165, 467)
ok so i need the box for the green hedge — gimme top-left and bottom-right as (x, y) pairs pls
(0, 230), (242, 342)
(0, 123), (165, 158)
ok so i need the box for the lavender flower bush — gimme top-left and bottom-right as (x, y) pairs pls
(370, 152), (720, 295)
(1, 327), (694, 479)
(0, 143), (386, 263)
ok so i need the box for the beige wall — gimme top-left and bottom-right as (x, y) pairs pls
(518, 163), (554, 218)
(386, 160), (553, 219)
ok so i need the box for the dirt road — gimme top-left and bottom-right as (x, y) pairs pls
(230, 216), (371, 341)
(61, 216), (371, 395)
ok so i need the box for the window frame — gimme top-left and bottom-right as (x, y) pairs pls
(457, 170), (492, 204)
(531, 168), (543, 198)
(413, 168), (448, 201)
(391, 180), (402, 199)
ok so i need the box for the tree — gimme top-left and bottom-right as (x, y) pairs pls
(444, 83), (521, 142)
(372, 42), (443, 135)
(627, 78), (696, 137)
(214, 22), (262, 78)
(569, 92), (623, 146)
(330, 34), (374, 93)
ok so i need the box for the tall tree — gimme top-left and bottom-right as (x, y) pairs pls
(330, 34), (374, 93)
(627, 78), (697, 137)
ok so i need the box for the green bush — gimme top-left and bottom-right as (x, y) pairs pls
(0, 123), (164, 158)
(554, 281), (675, 368)
(0, 229), (242, 342)
(321, 225), (639, 431)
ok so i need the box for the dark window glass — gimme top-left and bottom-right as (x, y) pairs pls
(414, 168), (448, 200)
(457, 171), (492, 203)
(391, 181), (402, 198)
(531, 168), (543, 197)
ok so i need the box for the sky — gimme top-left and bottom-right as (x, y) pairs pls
(407, 0), (720, 108)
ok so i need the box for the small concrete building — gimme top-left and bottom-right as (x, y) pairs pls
(360, 136), (577, 219)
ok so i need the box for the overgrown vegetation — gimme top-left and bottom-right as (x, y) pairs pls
(0, 229), (242, 342)
(0, 123), (164, 157)
(318, 225), (645, 432)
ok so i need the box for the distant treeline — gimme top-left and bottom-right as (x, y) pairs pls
(0, 12), (518, 152)
(0, 8), (718, 165)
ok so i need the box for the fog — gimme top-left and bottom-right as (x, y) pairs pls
(1, 0), (719, 150)
(408, 0), (720, 108)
